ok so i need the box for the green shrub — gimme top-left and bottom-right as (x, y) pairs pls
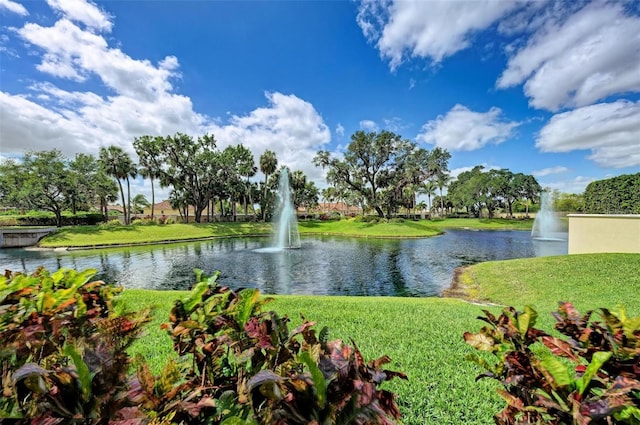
(133, 270), (406, 424)
(353, 215), (381, 224)
(101, 218), (124, 227)
(464, 303), (640, 424)
(2, 267), (405, 423)
(0, 267), (150, 421)
(132, 218), (158, 226)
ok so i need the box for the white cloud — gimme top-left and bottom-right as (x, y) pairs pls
(359, 119), (378, 131)
(356, 0), (519, 70)
(498, 2), (640, 111)
(532, 166), (570, 177)
(2, 1), (332, 190)
(335, 123), (345, 137)
(206, 92), (331, 183)
(46, 0), (112, 32)
(18, 19), (179, 100)
(0, 87), (206, 158)
(383, 116), (406, 133)
(417, 104), (519, 151)
(0, 0), (28, 16)
(536, 100), (640, 168)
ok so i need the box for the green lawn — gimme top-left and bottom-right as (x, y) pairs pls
(119, 252), (640, 425)
(39, 218), (533, 248)
(453, 253), (640, 328)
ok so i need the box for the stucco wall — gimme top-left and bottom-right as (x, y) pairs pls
(568, 214), (640, 254)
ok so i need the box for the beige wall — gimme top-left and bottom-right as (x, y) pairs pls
(568, 214), (640, 254)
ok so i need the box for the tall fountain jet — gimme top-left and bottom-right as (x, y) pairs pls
(531, 191), (566, 241)
(273, 168), (301, 249)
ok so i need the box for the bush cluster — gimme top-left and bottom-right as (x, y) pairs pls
(465, 303), (640, 424)
(0, 211), (106, 226)
(1, 267), (406, 424)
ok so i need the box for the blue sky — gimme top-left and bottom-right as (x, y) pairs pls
(1, 0), (639, 202)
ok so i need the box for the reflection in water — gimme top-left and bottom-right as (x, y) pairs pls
(0, 230), (567, 297)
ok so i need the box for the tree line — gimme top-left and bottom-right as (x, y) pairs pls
(0, 133), (318, 227)
(314, 130), (544, 219)
(1, 129), (549, 226)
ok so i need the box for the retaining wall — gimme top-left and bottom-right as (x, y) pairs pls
(0, 227), (57, 248)
(567, 214), (640, 254)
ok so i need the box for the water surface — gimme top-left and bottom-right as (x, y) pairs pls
(0, 230), (567, 297)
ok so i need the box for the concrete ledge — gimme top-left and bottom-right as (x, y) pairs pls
(568, 214), (640, 254)
(0, 227), (58, 248)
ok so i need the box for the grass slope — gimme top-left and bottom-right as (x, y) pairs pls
(455, 253), (640, 328)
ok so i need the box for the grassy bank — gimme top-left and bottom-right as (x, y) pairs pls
(120, 253), (639, 425)
(39, 217), (533, 248)
(452, 253), (640, 327)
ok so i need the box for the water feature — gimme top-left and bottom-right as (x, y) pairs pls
(257, 168), (300, 252)
(531, 191), (567, 241)
(1, 230), (567, 296)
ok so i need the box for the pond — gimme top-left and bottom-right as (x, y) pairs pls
(0, 230), (567, 297)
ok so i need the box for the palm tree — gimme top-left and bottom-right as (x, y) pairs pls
(99, 146), (137, 225)
(234, 145), (257, 218)
(420, 180), (437, 213)
(428, 147), (451, 217)
(259, 150), (277, 221)
(436, 174), (452, 217)
(133, 135), (163, 220)
(132, 194), (150, 215)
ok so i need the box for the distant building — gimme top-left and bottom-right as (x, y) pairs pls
(316, 202), (362, 216)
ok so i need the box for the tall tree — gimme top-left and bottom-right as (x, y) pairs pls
(133, 135), (164, 219)
(259, 150), (278, 221)
(20, 150), (69, 227)
(99, 145), (137, 225)
(428, 147), (452, 217)
(314, 130), (435, 218)
(420, 180), (437, 213)
(68, 153), (110, 215)
(157, 133), (219, 223)
(521, 174), (542, 217)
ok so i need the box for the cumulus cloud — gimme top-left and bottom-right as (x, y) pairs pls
(417, 104), (519, 151)
(383, 117), (407, 133)
(46, 0), (112, 32)
(498, 2), (640, 111)
(0, 0), (28, 16)
(206, 92), (331, 182)
(359, 120), (378, 131)
(532, 166), (570, 177)
(18, 18), (179, 100)
(2, 1), (332, 190)
(536, 100), (640, 168)
(335, 123), (345, 137)
(356, 0), (519, 70)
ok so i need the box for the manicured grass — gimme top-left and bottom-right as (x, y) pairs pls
(39, 218), (532, 248)
(455, 253), (640, 328)
(118, 252), (640, 425)
(424, 217), (534, 231)
(39, 222), (273, 248)
(298, 219), (443, 237)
